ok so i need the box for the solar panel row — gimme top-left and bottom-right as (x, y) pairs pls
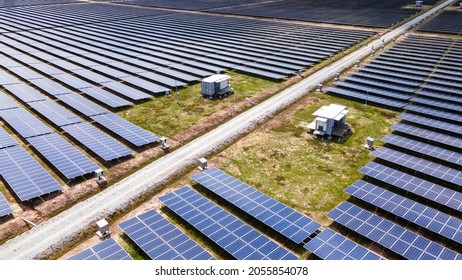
(191, 167), (320, 244)
(0, 193), (13, 217)
(68, 238), (132, 260)
(304, 228), (383, 260)
(119, 210), (215, 260)
(328, 202), (462, 260)
(159, 186), (298, 260)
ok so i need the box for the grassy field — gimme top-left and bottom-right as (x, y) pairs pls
(212, 92), (399, 226)
(117, 72), (278, 138)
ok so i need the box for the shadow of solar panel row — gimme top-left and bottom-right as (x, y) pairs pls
(418, 11), (462, 35)
(191, 167), (320, 244)
(372, 146), (462, 187)
(119, 210), (215, 260)
(359, 162), (462, 213)
(328, 202), (462, 260)
(159, 186), (298, 260)
(0, 127), (18, 149)
(382, 133), (462, 167)
(68, 238), (132, 260)
(0, 145), (61, 201)
(398, 113), (462, 136)
(304, 228), (383, 260)
(345, 180), (462, 245)
(0, 193), (13, 217)
(27, 133), (99, 180)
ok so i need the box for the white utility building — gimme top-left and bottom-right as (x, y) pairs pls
(307, 104), (350, 139)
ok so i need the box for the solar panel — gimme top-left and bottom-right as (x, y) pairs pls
(120, 76), (170, 94)
(410, 97), (462, 114)
(0, 127), (18, 149)
(68, 238), (132, 260)
(57, 93), (110, 117)
(27, 133), (99, 180)
(80, 87), (132, 108)
(0, 69), (22, 86)
(101, 81), (152, 101)
(328, 202), (461, 260)
(0, 146), (61, 201)
(28, 78), (72, 96)
(159, 186), (298, 260)
(404, 104), (462, 123)
(345, 180), (462, 245)
(4, 84), (47, 103)
(52, 73), (93, 90)
(327, 87), (407, 109)
(391, 122), (462, 150)
(191, 167), (320, 244)
(398, 113), (462, 136)
(382, 134), (462, 166)
(372, 147), (462, 186)
(28, 100), (84, 127)
(119, 210), (215, 260)
(0, 108), (54, 139)
(359, 162), (462, 213)
(91, 113), (159, 147)
(304, 229), (383, 260)
(0, 92), (20, 111)
(73, 69), (114, 84)
(8, 66), (44, 81)
(0, 193), (13, 217)
(63, 122), (133, 161)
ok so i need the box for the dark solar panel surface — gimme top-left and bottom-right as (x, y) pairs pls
(68, 238), (132, 260)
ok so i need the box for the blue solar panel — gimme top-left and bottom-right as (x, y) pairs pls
(328, 202), (461, 260)
(398, 113), (462, 136)
(68, 238), (132, 260)
(52, 73), (93, 90)
(382, 134), (462, 166)
(28, 78), (72, 96)
(191, 167), (320, 244)
(0, 92), (20, 111)
(56, 93), (110, 117)
(359, 162), (462, 213)
(0, 146), (61, 201)
(8, 66), (44, 81)
(304, 229), (383, 260)
(391, 122), (462, 150)
(0, 193), (13, 217)
(373, 147), (462, 186)
(0, 108), (54, 139)
(29, 100), (84, 127)
(101, 81), (152, 101)
(345, 180), (462, 245)
(119, 210), (215, 260)
(0, 127), (18, 149)
(405, 104), (462, 124)
(91, 113), (159, 147)
(0, 69), (22, 86)
(159, 186), (298, 260)
(410, 96), (462, 114)
(334, 81), (411, 101)
(80, 87), (132, 108)
(27, 133), (99, 180)
(327, 87), (407, 109)
(3, 83), (48, 103)
(63, 122), (133, 161)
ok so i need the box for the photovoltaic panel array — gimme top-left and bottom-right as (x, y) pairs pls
(304, 229), (383, 260)
(345, 180), (462, 245)
(27, 133), (99, 180)
(398, 113), (462, 136)
(328, 202), (462, 260)
(191, 167), (320, 244)
(159, 186), (298, 260)
(28, 100), (84, 127)
(0, 92), (20, 111)
(0, 108), (54, 139)
(119, 210), (215, 260)
(68, 238), (132, 260)
(0, 127), (18, 149)
(359, 162), (462, 213)
(0, 146), (61, 201)
(91, 113), (159, 147)
(2, 83), (48, 103)
(0, 193), (13, 217)
(372, 147), (462, 186)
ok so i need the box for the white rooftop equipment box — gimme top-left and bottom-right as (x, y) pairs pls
(201, 74), (233, 98)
